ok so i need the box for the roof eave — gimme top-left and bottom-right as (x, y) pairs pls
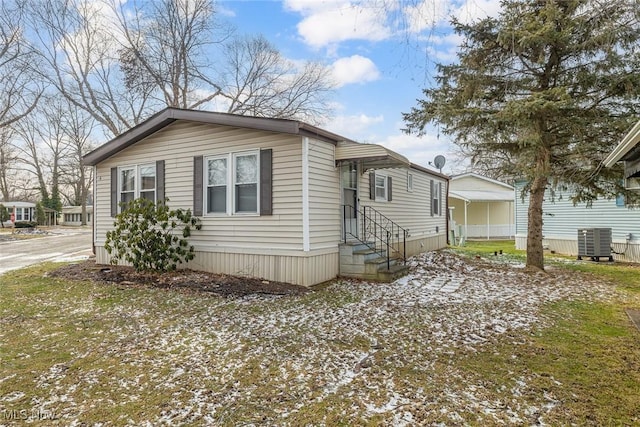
(83, 108), (348, 166)
(604, 119), (640, 167)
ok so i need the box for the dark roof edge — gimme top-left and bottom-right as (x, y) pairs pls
(83, 108), (350, 166)
(410, 162), (450, 180)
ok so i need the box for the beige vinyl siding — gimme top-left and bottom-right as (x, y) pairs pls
(449, 198), (515, 238)
(359, 167), (447, 255)
(95, 121), (304, 250)
(307, 139), (341, 249)
(94, 246), (338, 286)
(450, 176), (511, 192)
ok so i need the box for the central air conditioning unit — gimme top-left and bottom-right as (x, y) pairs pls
(577, 228), (613, 262)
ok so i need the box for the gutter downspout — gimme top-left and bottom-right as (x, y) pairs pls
(302, 137), (310, 252)
(445, 180), (450, 245)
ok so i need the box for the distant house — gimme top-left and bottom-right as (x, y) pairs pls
(83, 108), (449, 285)
(0, 201), (36, 227)
(60, 206), (94, 226)
(448, 173), (515, 242)
(514, 180), (640, 262)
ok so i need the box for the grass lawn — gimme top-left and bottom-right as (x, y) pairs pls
(1, 245), (639, 425)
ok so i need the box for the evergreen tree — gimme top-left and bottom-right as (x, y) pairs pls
(0, 204), (8, 228)
(404, 0), (640, 270)
(35, 202), (45, 225)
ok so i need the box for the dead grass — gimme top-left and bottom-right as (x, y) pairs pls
(1, 250), (639, 425)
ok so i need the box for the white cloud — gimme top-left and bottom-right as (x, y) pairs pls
(285, 0), (391, 49)
(403, 0), (449, 33)
(216, 4), (236, 17)
(453, 0), (502, 24)
(378, 129), (456, 172)
(322, 113), (384, 137)
(426, 32), (464, 63)
(331, 55), (380, 87)
(402, 0), (501, 33)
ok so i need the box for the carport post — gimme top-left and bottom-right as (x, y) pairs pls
(487, 203), (490, 240)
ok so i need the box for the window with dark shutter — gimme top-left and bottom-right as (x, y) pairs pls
(260, 149), (272, 215)
(193, 156), (203, 216)
(110, 167), (118, 217)
(387, 176), (392, 201)
(430, 180), (434, 216)
(156, 160), (165, 203)
(369, 171), (375, 200)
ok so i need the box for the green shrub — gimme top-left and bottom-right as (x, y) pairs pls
(35, 202), (46, 225)
(105, 198), (201, 272)
(14, 221), (38, 229)
(0, 204), (8, 228)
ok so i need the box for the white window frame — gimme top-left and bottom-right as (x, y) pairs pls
(433, 181), (440, 216)
(139, 164), (157, 203)
(233, 151), (260, 215)
(203, 150), (260, 216)
(375, 172), (389, 202)
(205, 154), (230, 215)
(118, 163), (156, 212)
(407, 172), (413, 192)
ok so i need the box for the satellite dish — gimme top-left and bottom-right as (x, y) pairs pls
(433, 155), (446, 171)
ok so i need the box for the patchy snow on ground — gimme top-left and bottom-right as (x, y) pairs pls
(1, 249), (619, 426)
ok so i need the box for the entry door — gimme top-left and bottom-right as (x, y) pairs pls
(341, 162), (358, 238)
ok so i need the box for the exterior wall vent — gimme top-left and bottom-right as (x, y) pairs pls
(577, 228), (613, 262)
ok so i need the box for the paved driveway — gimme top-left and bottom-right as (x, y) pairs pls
(0, 228), (93, 275)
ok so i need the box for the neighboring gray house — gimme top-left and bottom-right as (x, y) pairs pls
(515, 119), (640, 262)
(83, 108), (449, 286)
(514, 180), (640, 262)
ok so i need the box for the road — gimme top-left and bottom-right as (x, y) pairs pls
(0, 228), (93, 275)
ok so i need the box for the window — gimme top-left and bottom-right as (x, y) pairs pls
(431, 180), (442, 216)
(407, 172), (413, 192)
(119, 164), (156, 211)
(375, 173), (388, 201)
(206, 157), (227, 214)
(234, 153), (258, 213)
(120, 167), (136, 208)
(16, 208), (23, 221)
(204, 151), (260, 215)
(140, 165), (156, 202)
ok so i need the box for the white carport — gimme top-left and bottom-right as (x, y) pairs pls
(448, 173), (515, 242)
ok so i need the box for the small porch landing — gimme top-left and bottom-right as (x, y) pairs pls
(339, 241), (409, 282)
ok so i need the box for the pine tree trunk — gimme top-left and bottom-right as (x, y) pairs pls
(526, 174), (547, 271)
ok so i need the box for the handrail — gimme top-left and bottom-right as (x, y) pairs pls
(341, 204), (408, 269)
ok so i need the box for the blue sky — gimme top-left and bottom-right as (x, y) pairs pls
(216, 0), (502, 174)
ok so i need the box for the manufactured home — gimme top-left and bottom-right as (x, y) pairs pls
(83, 108), (448, 286)
(514, 180), (640, 262)
(514, 119), (640, 262)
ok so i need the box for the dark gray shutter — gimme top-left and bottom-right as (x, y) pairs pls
(111, 167), (118, 217)
(387, 176), (392, 201)
(430, 179), (434, 216)
(260, 149), (272, 215)
(438, 182), (443, 216)
(369, 172), (375, 199)
(193, 156), (203, 216)
(156, 160), (165, 204)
